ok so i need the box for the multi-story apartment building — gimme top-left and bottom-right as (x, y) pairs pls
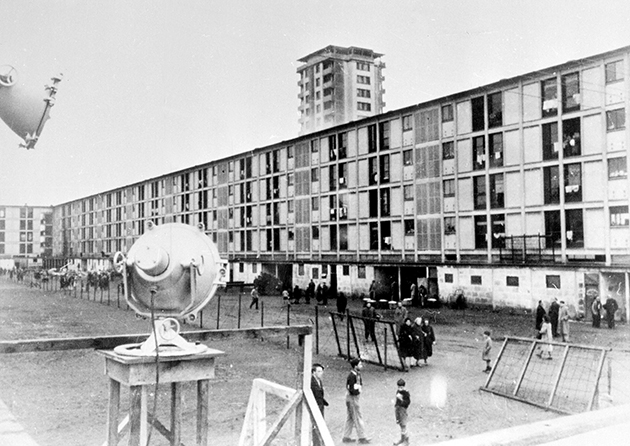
(51, 45), (630, 322)
(297, 45), (385, 135)
(0, 205), (53, 268)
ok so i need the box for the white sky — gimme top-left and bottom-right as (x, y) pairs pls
(1, 0), (630, 206)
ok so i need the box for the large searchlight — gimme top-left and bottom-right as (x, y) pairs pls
(113, 222), (228, 356)
(0, 65), (62, 150)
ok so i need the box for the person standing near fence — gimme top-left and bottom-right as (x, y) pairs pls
(306, 279), (315, 305)
(535, 300), (546, 331)
(343, 358), (371, 444)
(362, 302), (378, 342)
(591, 296), (602, 328)
(394, 301), (408, 335)
(249, 286), (259, 310)
(558, 300), (570, 342)
(549, 298), (560, 337)
(536, 315), (553, 360)
(337, 290), (348, 319)
(603, 293), (619, 329)
(311, 363), (329, 446)
(482, 330), (493, 373)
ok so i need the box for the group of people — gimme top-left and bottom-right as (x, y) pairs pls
(535, 298), (571, 343)
(590, 293), (620, 329)
(311, 358), (411, 446)
(397, 316), (436, 369)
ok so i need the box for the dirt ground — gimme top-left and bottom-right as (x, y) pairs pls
(1, 278), (629, 446)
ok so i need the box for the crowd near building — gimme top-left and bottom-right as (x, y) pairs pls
(2, 45), (629, 323)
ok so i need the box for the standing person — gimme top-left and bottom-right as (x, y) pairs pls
(316, 282), (323, 304)
(343, 358), (371, 444)
(249, 286), (259, 310)
(398, 318), (416, 369)
(393, 301), (408, 335)
(393, 378), (411, 446)
(311, 363), (328, 446)
(535, 300), (546, 331)
(411, 317), (426, 367)
(536, 315), (553, 359)
(293, 284), (301, 304)
(391, 280), (399, 302)
(591, 296), (602, 328)
(549, 298), (560, 337)
(603, 294), (619, 329)
(421, 318), (436, 365)
(559, 300), (570, 342)
(410, 281), (419, 307)
(362, 302), (378, 342)
(306, 279), (315, 305)
(368, 280), (376, 301)
(321, 283), (329, 306)
(337, 290), (348, 318)
(281, 288), (291, 310)
(482, 330), (493, 373)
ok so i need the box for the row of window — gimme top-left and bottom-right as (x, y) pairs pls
(443, 273), (569, 290)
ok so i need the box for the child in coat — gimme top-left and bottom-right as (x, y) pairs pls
(393, 379), (411, 445)
(482, 331), (493, 373)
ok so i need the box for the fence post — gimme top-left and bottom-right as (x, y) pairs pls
(315, 305), (319, 355)
(261, 301), (264, 327)
(216, 294), (221, 330)
(286, 303), (291, 349)
(117, 284), (120, 309)
(107, 284), (110, 305)
(238, 293), (242, 329)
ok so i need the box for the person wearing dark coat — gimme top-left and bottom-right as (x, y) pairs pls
(411, 317), (426, 366)
(306, 279), (315, 304)
(337, 291), (348, 319)
(421, 318), (436, 364)
(535, 300), (546, 331)
(310, 363), (328, 446)
(548, 298), (560, 337)
(591, 297), (602, 328)
(362, 302), (378, 342)
(398, 318), (416, 369)
(293, 284), (301, 304)
(603, 295), (619, 329)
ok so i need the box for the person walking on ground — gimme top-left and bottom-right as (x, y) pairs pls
(368, 280), (376, 301)
(420, 318), (436, 365)
(362, 302), (378, 342)
(393, 378), (411, 446)
(398, 318), (416, 369)
(311, 363), (329, 446)
(393, 301), (408, 335)
(536, 315), (553, 360)
(410, 281), (419, 307)
(559, 300), (570, 342)
(603, 293), (619, 329)
(411, 317), (426, 367)
(535, 300), (546, 331)
(337, 290), (348, 319)
(249, 286), (259, 310)
(293, 284), (301, 304)
(343, 358), (371, 444)
(482, 330), (493, 373)
(306, 279), (315, 305)
(591, 296), (602, 328)
(549, 298), (560, 337)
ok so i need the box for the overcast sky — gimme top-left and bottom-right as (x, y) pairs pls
(2, 0), (630, 207)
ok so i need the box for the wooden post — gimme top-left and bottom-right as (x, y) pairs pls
(315, 305), (319, 355)
(261, 301), (264, 327)
(171, 383), (182, 446)
(384, 327), (388, 369)
(197, 380), (209, 446)
(216, 294), (221, 329)
(547, 345), (571, 409)
(587, 350), (607, 411)
(238, 293), (242, 329)
(107, 378), (120, 446)
(514, 341), (537, 396)
(286, 303), (291, 349)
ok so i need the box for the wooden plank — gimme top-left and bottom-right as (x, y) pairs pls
(302, 385), (335, 446)
(513, 341), (537, 396)
(107, 378), (120, 446)
(171, 382), (181, 446)
(260, 391), (303, 446)
(587, 350), (607, 411)
(484, 337), (508, 388)
(197, 380), (209, 446)
(0, 325), (313, 354)
(253, 379), (296, 400)
(129, 385), (143, 446)
(547, 344), (570, 410)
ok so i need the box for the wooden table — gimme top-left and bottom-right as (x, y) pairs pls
(99, 348), (225, 446)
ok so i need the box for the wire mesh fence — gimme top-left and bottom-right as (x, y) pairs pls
(483, 336), (609, 414)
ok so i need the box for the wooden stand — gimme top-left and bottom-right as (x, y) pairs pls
(99, 348), (225, 446)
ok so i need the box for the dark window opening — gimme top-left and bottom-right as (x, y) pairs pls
(488, 92), (502, 128)
(562, 118), (581, 158)
(544, 166), (560, 204)
(472, 96), (485, 131)
(542, 122), (559, 160)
